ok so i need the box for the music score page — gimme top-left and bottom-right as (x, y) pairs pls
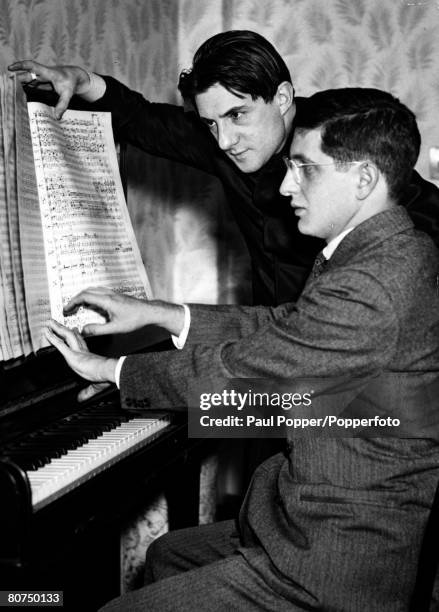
(27, 103), (152, 334)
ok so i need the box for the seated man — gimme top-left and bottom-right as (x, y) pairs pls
(46, 88), (439, 611)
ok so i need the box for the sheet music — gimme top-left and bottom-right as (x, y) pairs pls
(15, 78), (50, 352)
(0, 75), (32, 358)
(0, 283), (8, 361)
(0, 78), (13, 359)
(27, 102), (152, 331)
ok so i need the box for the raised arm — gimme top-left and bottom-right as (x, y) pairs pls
(9, 60), (220, 173)
(8, 60), (104, 119)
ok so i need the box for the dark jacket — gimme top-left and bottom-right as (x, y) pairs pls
(88, 76), (439, 306)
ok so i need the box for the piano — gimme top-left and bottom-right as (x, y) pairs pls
(0, 346), (204, 611)
(0, 85), (207, 609)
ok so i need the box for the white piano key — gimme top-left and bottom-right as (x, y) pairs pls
(27, 415), (170, 511)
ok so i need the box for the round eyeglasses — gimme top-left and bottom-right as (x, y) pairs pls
(283, 156), (363, 184)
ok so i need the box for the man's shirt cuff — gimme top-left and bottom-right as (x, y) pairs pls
(172, 304), (191, 349)
(80, 71), (106, 101)
(114, 356), (127, 389)
(114, 305), (190, 388)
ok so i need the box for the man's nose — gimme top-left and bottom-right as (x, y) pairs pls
(217, 124), (238, 150)
(279, 169), (301, 196)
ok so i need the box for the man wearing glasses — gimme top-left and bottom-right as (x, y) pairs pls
(46, 87), (439, 611)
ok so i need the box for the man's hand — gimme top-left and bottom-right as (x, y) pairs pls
(64, 286), (185, 337)
(44, 319), (117, 384)
(77, 382), (113, 403)
(8, 60), (91, 119)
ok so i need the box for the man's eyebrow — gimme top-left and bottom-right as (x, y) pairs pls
(291, 153), (314, 164)
(201, 104), (250, 122)
(220, 104), (249, 118)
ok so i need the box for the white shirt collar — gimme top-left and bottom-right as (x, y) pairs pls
(322, 227), (354, 260)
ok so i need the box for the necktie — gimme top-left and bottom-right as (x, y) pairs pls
(311, 251), (328, 278)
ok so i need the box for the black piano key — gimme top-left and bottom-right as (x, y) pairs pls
(2, 406), (132, 471)
(4, 452), (47, 470)
(1, 402), (133, 473)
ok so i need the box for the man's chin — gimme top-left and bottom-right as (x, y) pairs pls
(229, 154), (262, 173)
(297, 220), (313, 236)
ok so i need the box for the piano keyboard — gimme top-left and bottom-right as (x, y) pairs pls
(27, 415), (170, 511)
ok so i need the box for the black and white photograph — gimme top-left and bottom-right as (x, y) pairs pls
(1, 1), (439, 610)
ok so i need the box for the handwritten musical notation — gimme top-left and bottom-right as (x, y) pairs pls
(28, 102), (152, 334)
(0, 75), (152, 360)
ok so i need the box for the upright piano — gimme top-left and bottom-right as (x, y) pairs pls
(0, 83), (206, 610)
(0, 346), (203, 611)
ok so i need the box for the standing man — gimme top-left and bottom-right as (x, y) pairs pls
(46, 87), (439, 611)
(9, 30), (439, 307)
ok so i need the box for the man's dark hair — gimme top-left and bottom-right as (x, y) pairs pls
(178, 30), (292, 104)
(295, 88), (421, 201)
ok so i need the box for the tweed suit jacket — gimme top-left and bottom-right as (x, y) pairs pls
(120, 207), (439, 610)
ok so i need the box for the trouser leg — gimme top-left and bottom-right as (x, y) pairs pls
(144, 518), (240, 584)
(101, 549), (297, 612)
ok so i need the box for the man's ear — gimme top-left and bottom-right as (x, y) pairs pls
(275, 81), (295, 117)
(357, 161), (379, 200)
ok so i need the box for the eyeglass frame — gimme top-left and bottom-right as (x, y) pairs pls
(282, 156), (364, 184)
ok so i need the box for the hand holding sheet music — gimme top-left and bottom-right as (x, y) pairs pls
(64, 286), (186, 338)
(8, 60), (92, 119)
